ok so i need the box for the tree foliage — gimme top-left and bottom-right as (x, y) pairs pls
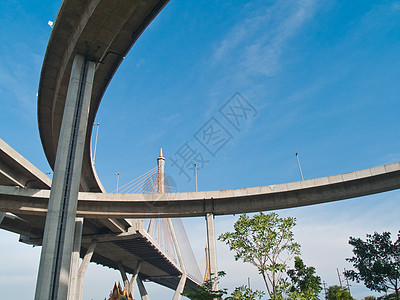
(226, 285), (265, 300)
(327, 285), (354, 300)
(218, 212), (300, 298)
(182, 271), (227, 300)
(344, 231), (400, 300)
(378, 293), (398, 300)
(286, 256), (322, 299)
(182, 273), (265, 300)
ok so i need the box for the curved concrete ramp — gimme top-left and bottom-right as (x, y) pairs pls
(35, 0), (400, 220)
(38, 0), (169, 192)
(2, 162), (399, 218)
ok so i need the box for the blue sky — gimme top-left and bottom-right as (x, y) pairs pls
(1, 0), (400, 299)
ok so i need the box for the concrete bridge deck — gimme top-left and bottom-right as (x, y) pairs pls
(0, 138), (200, 291)
(1, 161), (399, 219)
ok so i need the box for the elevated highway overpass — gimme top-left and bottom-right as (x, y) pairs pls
(1, 135), (399, 297)
(1, 0), (399, 299)
(0, 137), (201, 294)
(2, 136), (399, 296)
(1, 158), (399, 219)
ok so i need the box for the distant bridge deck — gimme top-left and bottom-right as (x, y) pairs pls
(2, 161), (399, 219)
(2, 139), (399, 290)
(0, 138), (200, 291)
(2, 212), (200, 290)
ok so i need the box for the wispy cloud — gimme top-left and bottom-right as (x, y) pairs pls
(162, 112), (181, 123)
(392, 2), (400, 11)
(380, 153), (400, 164)
(212, 0), (321, 77)
(0, 53), (40, 123)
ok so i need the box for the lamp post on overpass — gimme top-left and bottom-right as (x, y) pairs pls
(115, 172), (120, 193)
(296, 152), (304, 181)
(92, 123), (100, 164)
(194, 163), (198, 192)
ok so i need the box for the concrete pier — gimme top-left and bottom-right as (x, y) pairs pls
(35, 55), (95, 300)
(206, 213), (218, 290)
(68, 217), (84, 300)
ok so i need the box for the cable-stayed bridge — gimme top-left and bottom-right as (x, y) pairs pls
(0, 138), (203, 299)
(1, 0), (400, 299)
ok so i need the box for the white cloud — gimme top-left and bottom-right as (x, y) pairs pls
(162, 112), (181, 123)
(212, 0), (321, 78)
(392, 2), (400, 11)
(0, 56), (39, 124)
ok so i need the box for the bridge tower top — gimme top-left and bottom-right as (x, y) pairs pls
(157, 148), (165, 193)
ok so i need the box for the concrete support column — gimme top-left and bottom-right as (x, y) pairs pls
(0, 212), (5, 225)
(130, 261), (142, 296)
(67, 238), (97, 300)
(68, 217), (84, 300)
(35, 54), (95, 300)
(137, 276), (150, 300)
(76, 239), (97, 299)
(118, 262), (130, 292)
(206, 213), (218, 290)
(173, 274), (187, 300)
(168, 218), (187, 300)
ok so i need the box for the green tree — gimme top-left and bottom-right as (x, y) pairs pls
(226, 285), (265, 300)
(218, 212), (300, 299)
(327, 285), (354, 300)
(378, 293), (398, 300)
(286, 256), (322, 299)
(344, 231), (400, 300)
(182, 271), (227, 300)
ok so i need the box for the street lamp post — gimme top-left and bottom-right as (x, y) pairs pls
(194, 163), (198, 192)
(296, 152), (304, 181)
(114, 172), (120, 193)
(92, 123), (100, 164)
